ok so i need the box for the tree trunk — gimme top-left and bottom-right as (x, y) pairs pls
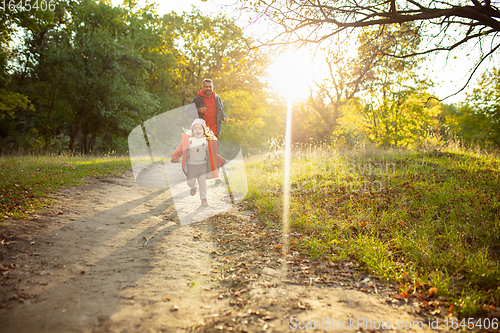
(82, 132), (89, 155)
(43, 86), (57, 152)
(90, 134), (97, 154)
(69, 112), (84, 152)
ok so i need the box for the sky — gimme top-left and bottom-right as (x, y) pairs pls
(110, 0), (493, 104)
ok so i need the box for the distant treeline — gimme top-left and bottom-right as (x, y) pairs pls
(0, 0), (281, 154)
(1, 1), (499, 154)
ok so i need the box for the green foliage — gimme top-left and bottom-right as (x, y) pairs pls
(351, 24), (440, 148)
(37, 1), (159, 153)
(164, 10), (279, 149)
(435, 68), (500, 150)
(0, 90), (35, 119)
(462, 68), (500, 147)
(363, 89), (441, 148)
(244, 146), (500, 317)
(330, 98), (367, 146)
(1, 1), (276, 154)
(169, 10), (268, 99)
(287, 23), (442, 148)
(222, 89), (268, 148)
(1, 1), (164, 154)
(325, 86), (442, 149)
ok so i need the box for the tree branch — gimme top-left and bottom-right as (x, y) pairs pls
(441, 40), (500, 101)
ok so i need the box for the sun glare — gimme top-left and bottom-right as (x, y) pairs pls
(268, 49), (318, 276)
(267, 50), (316, 101)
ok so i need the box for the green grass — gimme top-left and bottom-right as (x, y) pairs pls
(0, 154), (131, 220)
(243, 146), (500, 317)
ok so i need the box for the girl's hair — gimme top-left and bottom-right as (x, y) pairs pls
(185, 125), (218, 141)
(203, 127), (218, 141)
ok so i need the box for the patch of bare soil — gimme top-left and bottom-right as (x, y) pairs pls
(0, 169), (444, 332)
(192, 212), (449, 333)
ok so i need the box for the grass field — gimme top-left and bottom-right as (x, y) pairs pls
(2, 147), (499, 317)
(0, 154), (131, 220)
(243, 145), (500, 317)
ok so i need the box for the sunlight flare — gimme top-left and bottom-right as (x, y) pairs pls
(269, 49), (316, 272)
(282, 97), (293, 260)
(267, 50), (316, 101)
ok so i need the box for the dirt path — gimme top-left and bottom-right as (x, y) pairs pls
(0, 169), (444, 332)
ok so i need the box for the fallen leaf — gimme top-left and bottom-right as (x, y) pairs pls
(426, 287), (438, 296)
(431, 309), (441, 315)
(394, 293), (406, 300)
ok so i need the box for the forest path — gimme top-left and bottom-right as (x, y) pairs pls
(0, 169), (442, 332)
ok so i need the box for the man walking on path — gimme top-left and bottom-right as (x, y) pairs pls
(187, 79), (228, 185)
(188, 79), (228, 139)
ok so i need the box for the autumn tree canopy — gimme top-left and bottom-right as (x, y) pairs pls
(0, 1), (276, 154)
(243, 0), (500, 94)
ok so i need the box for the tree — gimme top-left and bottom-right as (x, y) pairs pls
(243, 0), (500, 96)
(21, 1), (161, 153)
(294, 23), (430, 146)
(453, 67), (500, 147)
(165, 10), (269, 104)
(1, 1), (277, 153)
(0, 1), (69, 151)
(301, 22), (419, 141)
(354, 24), (442, 147)
(303, 50), (356, 142)
(164, 10), (279, 148)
